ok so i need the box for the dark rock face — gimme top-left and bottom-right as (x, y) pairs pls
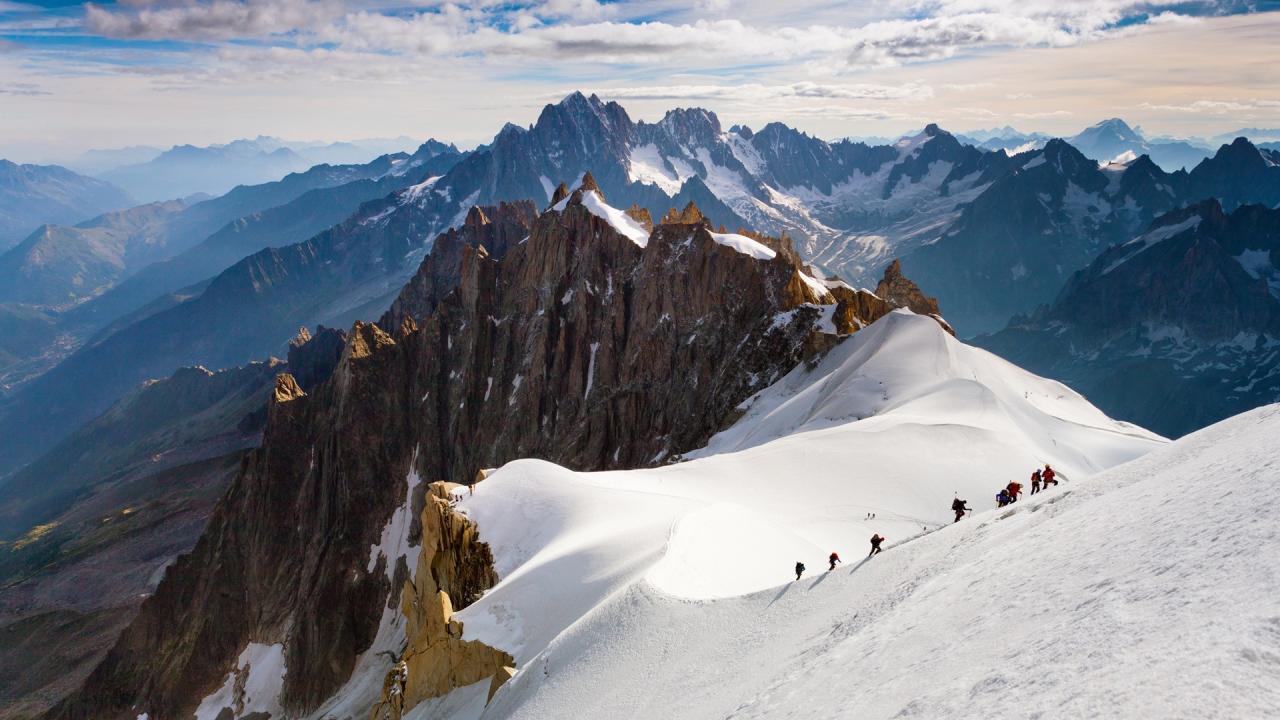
(976, 200), (1280, 438)
(882, 125), (1000, 199)
(48, 190), (917, 720)
(1185, 138), (1280, 211)
(903, 139), (1188, 334)
(745, 123), (896, 195)
(383, 201), (538, 329)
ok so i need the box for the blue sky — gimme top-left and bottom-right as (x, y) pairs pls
(2, 1), (1279, 161)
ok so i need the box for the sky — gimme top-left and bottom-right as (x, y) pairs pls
(2, 0), (1279, 163)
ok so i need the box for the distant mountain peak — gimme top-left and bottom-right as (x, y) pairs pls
(658, 106), (723, 144)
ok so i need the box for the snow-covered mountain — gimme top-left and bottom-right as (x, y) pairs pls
(977, 199), (1280, 438)
(957, 126), (1050, 153)
(76, 302), (1168, 720)
(1068, 118), (1213, 171)
(32, 129), (1280, 719)
(8, 92), (1280, 475)
(434, 312), (1162, 714)
(471, 399), (1278, 720)
(44, 180), (950, 720)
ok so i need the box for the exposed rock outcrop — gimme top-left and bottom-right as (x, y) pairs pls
(661, 201), (707, 225)
(369, 484), (513, 719)
(875, 259), (954, 335)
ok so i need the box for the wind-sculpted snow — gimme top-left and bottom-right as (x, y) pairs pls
(441, 311), (1164, 717)
(466, 386), (1278, 720)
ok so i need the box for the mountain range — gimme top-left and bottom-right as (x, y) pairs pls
(0, 161), (134, 253)
(5, 93), (1280, 477)
(977, 199), (1280, 438)
(2, 92), (1280, 720)
(93, 136), (425, 202)
(0, 140), (463, 396)
(1066, 118), (1213, 170)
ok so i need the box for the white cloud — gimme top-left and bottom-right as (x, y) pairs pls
(79, 0), (1213, 71)
(588, 81), (934, 103)
(1011, 109), (1073, 119)
(0, 81), (47, 95)
(84, 0), (345, 40)
(1140, 99), (1280, 114)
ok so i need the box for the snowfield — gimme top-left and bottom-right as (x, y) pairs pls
(414, 310), (1278, 720)
(475, 402), (1280, 720)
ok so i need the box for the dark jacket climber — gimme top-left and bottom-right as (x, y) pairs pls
(869, 534), (884, 556)
(997, 489), (1010, 507)
(795, 561), (806, 581)
(1031, 469), (1042, 494)
(952, 497), (970, 522)
(828, 552), (841, 571)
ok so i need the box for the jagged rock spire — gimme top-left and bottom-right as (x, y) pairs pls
(875, 259), (948, 332)
(551, 182), (569, 206)
(289, 326), (312, 348)
(660, 201), (706, 226)
(272, 373), (306, 404)
(625, 204), (654, 232)
(465, 205), (491, 229)
(566, 171), (605, 206)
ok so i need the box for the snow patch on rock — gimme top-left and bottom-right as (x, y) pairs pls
(194, 643), (287, 720)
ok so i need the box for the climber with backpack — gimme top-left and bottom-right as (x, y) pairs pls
(1043, 464), (1058, 489)
(868, 534), (885, 556)
(829, 552), (841, 571)
(795, 561), (806, 581)
(951, 497), (970, 523)
(1031, 468), (1042, 495)
(996, 489), (1010, 507)
(1007, 480), (1022, 503)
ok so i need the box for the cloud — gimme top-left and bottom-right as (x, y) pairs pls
(84, 0), (345, 40)
(78, 0), (1218, 72)
(587, 81), (934, 103)
(773, 105), (915, 122)
(1011, 109), (1073, 119)
(0, 81), (48, 95)
(1140, 98), (1280, 113)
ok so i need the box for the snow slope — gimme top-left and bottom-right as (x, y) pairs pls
(438, 310), (1183, 717)
(474, 402), (1280, 720)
